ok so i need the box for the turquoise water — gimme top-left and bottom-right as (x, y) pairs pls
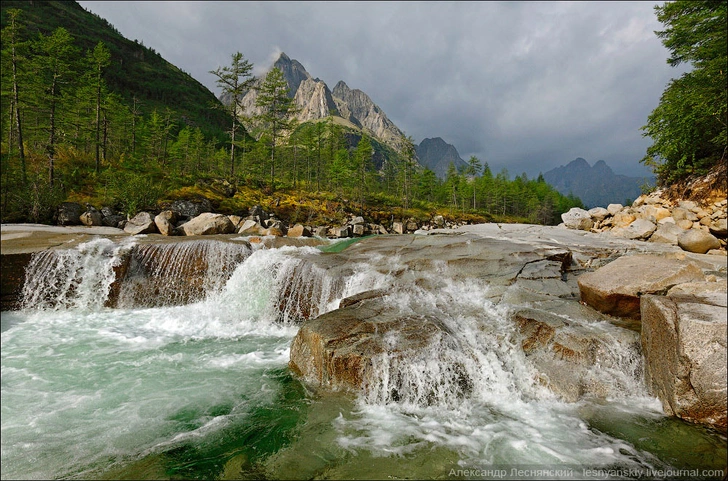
(1, 239), (725, 480)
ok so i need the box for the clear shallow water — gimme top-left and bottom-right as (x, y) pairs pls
(1, 240), (726, 480)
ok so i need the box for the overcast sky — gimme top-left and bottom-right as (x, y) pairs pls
(79, 1), (682, 179)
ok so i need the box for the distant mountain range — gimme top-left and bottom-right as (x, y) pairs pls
(415, 137), (469, 178)
(542, 158), (654, 208)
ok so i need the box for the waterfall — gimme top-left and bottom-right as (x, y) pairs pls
(20, 238), (135, 311)
(116, 240), (252, 308)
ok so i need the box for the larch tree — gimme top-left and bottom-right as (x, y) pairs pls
(210, 52), (255, 178)
(255, 67), (298, 189)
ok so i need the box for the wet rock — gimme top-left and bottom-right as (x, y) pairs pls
(677, 229), (721, 254)
(513, 307), (641, 402)
(641, 291), (727, 433)
(578, 254), (705, 319)
(124, 212), (158, 235)
(180, 213), (235, 236)
(289, 297), (469, 403)
(102, 214), (125, 228)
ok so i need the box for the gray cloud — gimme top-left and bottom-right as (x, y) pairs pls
(80, 1), (679, 178)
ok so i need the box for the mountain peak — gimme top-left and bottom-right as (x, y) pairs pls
(272, 53), (311, 97)
(415, 138), (468, 179)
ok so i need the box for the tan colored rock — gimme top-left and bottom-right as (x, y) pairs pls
(588, 207), (610, 221)
(289, 298), (467, 402)
(672, 207), (698, 222)
(607, 204), (624, 215)
(640, 205), (672, 222)
(611, 218), (656, 240)
(124, 212), (157, 235)
(612, 211), (636, 228)
(392, 221), (405, 234)
(709, 218), (727, 237)
(238, 219), (263, 236)
(262, 227), (285, 237)
(677, 229), (721, 254)
(180, 213), (235, 236)
(228, 215), (243, 229)
(154, 210), (178, 236)
(676, 219), (694, 230)
(287, 224), (311, 238)
(578, 254), (705, 319)
(80, 209), (103, 226)
(641, 293), (727, 433)
(649, 223), (683, 245)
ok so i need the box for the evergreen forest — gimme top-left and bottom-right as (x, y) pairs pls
(1, 1), (593, 227)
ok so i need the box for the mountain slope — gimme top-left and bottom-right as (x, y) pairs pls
(1, 0), (230, 135)
(542, 158), (654, 208)
(415, 137), (469, 179)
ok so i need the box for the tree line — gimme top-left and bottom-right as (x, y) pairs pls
(1, 9), (582, 224)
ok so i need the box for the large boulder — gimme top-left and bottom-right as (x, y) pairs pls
(123, 212), (157, 235)
(578, 254), (705, 319)
(55, 202), (84, 226)
(677, 229), (721, 254)
(169, 199), (213, 220)
(180, 212), (235, 236)
(513, 307), (640, 402)
(649, 222), (683, 245)
(641, 288), (727, 433)
(154, 210), (178, 236)
(561, 208), (593, 231)
(287, 224), (311, 238)
(611, 218), (657, 240)
(709, 218), (727, 237)
(289, 297), (471, 404)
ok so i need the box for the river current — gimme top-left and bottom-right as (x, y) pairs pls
(1, 238), (725, 480)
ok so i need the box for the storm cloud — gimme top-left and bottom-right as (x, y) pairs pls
(80, 1), (680, 178)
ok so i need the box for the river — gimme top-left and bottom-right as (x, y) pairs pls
(1, 237), (725, 480)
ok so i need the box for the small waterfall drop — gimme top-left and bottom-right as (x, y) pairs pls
(116, 239), (252, 308)
(21, 238), (135, 311)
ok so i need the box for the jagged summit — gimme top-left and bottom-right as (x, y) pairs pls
(231, 53), (405, 152)
(272, 52), (311, 98)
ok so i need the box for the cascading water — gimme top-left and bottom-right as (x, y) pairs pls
(2, 238), (726, 480)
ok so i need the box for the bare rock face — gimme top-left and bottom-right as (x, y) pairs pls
(332, 80), (406, 152)
(577, 254), (705, 319)
(294, 78), (338, 121)
(124, 212), (157, 235)
(677, 229), (721, 254)
(180, 213), (235, 236)
(287, 224), (311, 238)
(641, 291), (727, 433)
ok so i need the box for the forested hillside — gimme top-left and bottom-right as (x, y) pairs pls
(1, 1), (583, 227)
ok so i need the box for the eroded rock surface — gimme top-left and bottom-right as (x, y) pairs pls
(641, 289), (727, 433)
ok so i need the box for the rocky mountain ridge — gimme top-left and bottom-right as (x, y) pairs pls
(543, 157), (654, 208)
(228, 52), (406, 153)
